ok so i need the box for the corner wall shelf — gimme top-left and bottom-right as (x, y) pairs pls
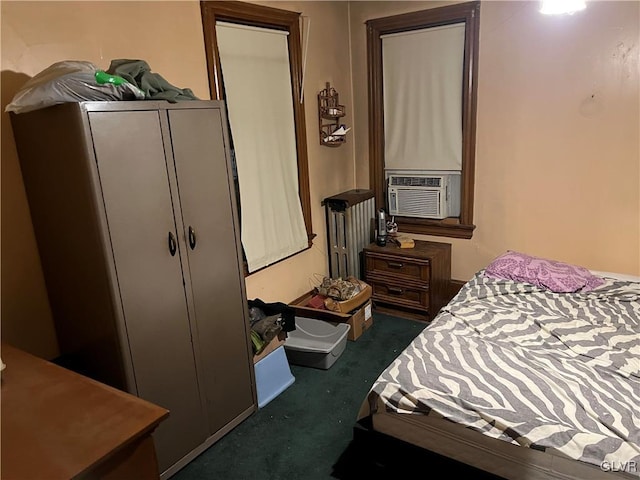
(318, 82), (349, 147)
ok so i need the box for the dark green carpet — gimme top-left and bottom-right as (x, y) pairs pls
(172, 313), (503, 480)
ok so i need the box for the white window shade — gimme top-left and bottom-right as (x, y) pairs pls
(382, 23), (465, 171)
(216, 21), (308, 273)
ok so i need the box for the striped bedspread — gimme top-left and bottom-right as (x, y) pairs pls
(361, 271), (640, 471)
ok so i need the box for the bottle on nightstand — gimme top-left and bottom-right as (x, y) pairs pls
(376, 209), (387, 246)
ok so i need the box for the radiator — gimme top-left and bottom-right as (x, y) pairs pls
(323, 189), (375, 280)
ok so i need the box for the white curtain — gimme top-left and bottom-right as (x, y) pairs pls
(216, 21), (308, 273)
(382, 23), (465, 172)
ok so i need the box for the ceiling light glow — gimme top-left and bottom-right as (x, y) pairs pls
(540, 0), (586, 15)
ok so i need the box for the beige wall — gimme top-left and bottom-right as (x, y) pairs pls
(349, 0), (640, 280)
(1, 1), (353, 358)
(2, 0), (639, 358)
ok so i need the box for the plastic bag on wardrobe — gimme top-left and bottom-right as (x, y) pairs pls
(5, 60), (145, 114)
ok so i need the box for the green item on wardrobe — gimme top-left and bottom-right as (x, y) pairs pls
(94, 70), (128, 86)
(106, 59), (200, 102)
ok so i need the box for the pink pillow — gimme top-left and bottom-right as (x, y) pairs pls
(484, 251), (605, 293)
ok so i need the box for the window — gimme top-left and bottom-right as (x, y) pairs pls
(201, 1), (313, 273)
(366, 1), (480, 239)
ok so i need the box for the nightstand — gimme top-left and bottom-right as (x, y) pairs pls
(363, 240), (451, 322)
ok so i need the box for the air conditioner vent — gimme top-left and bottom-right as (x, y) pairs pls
(389, 176), (442, 187)
(397, 189), (440, 217)
(387, 172), (461, 220)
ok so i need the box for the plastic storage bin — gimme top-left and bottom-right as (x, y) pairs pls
(284, 317), (351, 369)
(254, 345), (295, 409)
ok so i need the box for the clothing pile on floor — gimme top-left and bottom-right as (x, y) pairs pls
(247, 299), (296, 355)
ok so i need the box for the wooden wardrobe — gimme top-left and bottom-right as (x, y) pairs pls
(10, 100), (257, 478)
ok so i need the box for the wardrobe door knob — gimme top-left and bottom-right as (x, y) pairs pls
(188, 226), (197, 250)
(168, 232), (177, 256)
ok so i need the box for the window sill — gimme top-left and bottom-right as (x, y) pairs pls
(395, 217), (475, 239)
(243, 233), (316, 277)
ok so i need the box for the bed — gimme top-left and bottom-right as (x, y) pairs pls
(357, 253), (640, 480)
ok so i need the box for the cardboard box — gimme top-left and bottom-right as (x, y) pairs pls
(253, 331), (287, 364)
(346, 299), (373, 340)
(289, 291), (373, 341)
(323, 280), (372, 314)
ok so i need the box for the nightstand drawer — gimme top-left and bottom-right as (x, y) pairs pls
(365, 253), (430, 284)
(363, 240), (451, 322)
(369, 280), (429, 311)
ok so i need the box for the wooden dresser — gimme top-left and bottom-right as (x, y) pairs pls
(363, 240), (452, 322)
(1, 343), (169, 480)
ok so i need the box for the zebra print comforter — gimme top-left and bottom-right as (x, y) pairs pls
(362, 271), (640, 471)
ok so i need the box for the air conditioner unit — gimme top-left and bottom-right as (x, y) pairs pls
(387, 172), (461, 219)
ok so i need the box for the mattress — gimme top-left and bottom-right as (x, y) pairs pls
(358, 270), (640, 479)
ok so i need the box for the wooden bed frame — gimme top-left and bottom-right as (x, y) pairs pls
(354, 410), (638, 480)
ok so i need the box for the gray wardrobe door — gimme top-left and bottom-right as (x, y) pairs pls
(168, 108), (255, 434)
(88, 110), (208, 472)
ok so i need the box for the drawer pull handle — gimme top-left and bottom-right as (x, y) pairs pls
(388, 262), (404, 269)
(388, 286), (404, 295)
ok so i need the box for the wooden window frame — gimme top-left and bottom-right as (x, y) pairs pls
(200, 1), (314, 274)
(366, 1), (480, 239)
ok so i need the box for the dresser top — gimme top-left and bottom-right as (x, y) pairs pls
(364, 239), (451, 260)
(1, 343), (169, 480)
